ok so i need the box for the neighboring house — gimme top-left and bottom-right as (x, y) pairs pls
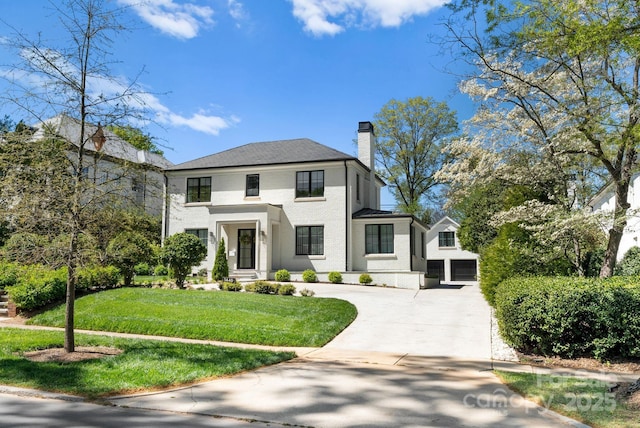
(426, 216), (479, 283)
(588, 173), (640, 261)
(32, 115), (172, 216)
(163, 121), (430, 289)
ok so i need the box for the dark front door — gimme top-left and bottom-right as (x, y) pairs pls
(237, 229), (256, 269)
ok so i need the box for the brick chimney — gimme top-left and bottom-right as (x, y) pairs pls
(357, 121), (375, 172)
(357, 121), (378, 208)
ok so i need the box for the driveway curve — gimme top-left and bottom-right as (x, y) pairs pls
(111, 283), (583, 427)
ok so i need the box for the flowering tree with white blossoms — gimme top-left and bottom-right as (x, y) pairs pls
(444, 0), (640, 277)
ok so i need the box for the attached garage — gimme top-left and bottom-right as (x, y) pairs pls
(451, 260), (477, 281)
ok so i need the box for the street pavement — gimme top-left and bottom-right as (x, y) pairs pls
(0, 282), (592, 427)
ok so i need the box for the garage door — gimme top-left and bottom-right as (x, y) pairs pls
(427, 260), (445, 281)
(451, 260), (477, 281)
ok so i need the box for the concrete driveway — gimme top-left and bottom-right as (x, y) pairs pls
(110, 283), (582, 427)
(305, 282), (493, 358)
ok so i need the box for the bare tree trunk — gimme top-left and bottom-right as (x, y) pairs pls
(64, 236), (77, 353)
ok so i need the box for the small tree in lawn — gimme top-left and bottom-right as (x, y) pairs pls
(161, 233), (207, 288)
(106, 232), (153, 286)
(212, 238), (229, 281)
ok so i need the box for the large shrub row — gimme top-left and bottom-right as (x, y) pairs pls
(3, 263), (121, 311)
(5, 265), (68, 311)
(495, 276), (640, 360)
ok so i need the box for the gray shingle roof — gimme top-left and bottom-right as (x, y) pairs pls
(33, 115), (173, 169)
(167, 138), (355, 171)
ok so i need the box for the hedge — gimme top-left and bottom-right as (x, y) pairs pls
(495, 276), (640, 360)
(6, 265), (68, 311)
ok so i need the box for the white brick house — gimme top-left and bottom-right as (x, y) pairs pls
(163, 122), (430, 289)
(426, 216), (479, 283)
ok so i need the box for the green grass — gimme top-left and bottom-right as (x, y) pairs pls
(28, 288), (358, 347)
(0, 328), (294, 399)
(495, 370), (639, 428)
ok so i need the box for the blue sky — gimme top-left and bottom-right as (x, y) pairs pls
(0, 0), (474, 208)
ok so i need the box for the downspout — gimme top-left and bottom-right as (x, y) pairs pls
(162, 173), (169, 244)
(344, 160), (349, 272)
(410, 217), (414, 272)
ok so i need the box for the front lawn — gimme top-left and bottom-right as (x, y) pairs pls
(28, 288), (357, 347)
(0, 328), (294, 399)
(495, 370), (639, 428)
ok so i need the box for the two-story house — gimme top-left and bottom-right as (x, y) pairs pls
(163, 122), (430, 289)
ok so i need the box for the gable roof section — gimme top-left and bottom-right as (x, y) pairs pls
(167, 138), (355, 171)
(428, 216), (460, 229)
(33, 114), (173, 170)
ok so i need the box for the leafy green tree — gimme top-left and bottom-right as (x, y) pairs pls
(373, 96), (458, 222)
(106, 232), (153, 286)
(212, 238), (229, 281)
(0, 0), (153, 352)
(107, 125), (163, 155)
(446, 0), (640, 277)
(160, 233), (207, 288)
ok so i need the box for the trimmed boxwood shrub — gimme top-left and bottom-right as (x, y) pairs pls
(302, 269), (317, 283)
(359, 273), (373, 285)
(245, 280), (280, 294)
(278, 284), (296, 295)
(221, 281), (243, 291)
(275, 269), (291, 282)
(6, 265), (67, 311)
(328, 271), (342, 284)
(77, 265), (121, 290)
(495, 276), (640, 360)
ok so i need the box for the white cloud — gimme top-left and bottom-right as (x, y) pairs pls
(88, 75), (237, 136)
(228, 0), (247, 22)
(289, 0), (448, 36)
(160, 111), (238, 135)
(119, 0), (215, 39)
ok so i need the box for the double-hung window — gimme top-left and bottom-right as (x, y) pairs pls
(365, 224), (394, 254)
(296, 170), (324, 198)
(296, 226), (324, 255)
(185, 229), (208, 248)
(187, 177), (211, 203)
(439, 231), (455, 248)
(246, 174), (259, 197)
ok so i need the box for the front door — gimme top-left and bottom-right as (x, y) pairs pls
(237, 229), (256, 269)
